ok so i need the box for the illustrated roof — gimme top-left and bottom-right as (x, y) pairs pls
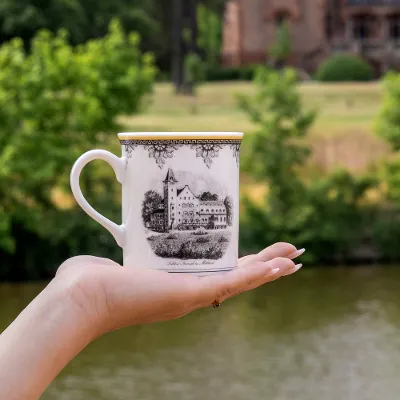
(176, 185), (197, 198)
(163, 168), (178, 183)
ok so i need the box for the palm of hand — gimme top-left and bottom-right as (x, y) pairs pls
(54, 242), (302, 338)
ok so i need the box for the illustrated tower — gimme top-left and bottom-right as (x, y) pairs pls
(163, 168), (178, 231)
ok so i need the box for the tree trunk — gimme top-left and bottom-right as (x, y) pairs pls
(172, 0), (184, 93)
(183, 0), (199, 95)
(172, 0), (199, 94)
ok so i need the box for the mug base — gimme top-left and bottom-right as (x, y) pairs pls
(157, 267), (235, 277)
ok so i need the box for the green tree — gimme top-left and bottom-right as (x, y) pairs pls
(238, 67), (315, 221)
(0, 20), (156, 274)
(0, 0), (160, 47)
(376, 72), (400, 150)
(197, 4), (222, 69)
(269, 21), (291, 68)
(238, 66), (375, 264)
(373, 72), (400, 261)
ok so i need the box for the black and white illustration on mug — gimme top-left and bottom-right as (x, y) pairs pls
(142, 168), (234, 261)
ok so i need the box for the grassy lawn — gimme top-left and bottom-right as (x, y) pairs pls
(147, 230), (231, 260)
(120, 82), (389, 174)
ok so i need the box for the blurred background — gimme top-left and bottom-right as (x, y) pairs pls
(1, 0), (400, 398)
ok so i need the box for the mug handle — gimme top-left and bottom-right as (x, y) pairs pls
(70, 149), (126, 248)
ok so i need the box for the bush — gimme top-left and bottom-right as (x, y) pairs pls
(151, 236), (227, 260)
(206, 65), (258, 81)
(316, 54), (374, 82)
(195, 236), (210, 244)
(192, 227), (208, 236)
(218, 235), (229, 243)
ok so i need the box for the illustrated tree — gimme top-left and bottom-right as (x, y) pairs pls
(200, 192), (218, 201)
(224, 196), (233, 226)
(206, 214), (215, 230)
(142, 191), (163, 224)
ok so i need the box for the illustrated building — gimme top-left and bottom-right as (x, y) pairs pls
(149, 169), (228, 232)
(222, 0), (400, 75)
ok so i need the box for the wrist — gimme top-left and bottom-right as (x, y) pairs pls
(50, 271), (107, 341)
(0, 276), (98, 399)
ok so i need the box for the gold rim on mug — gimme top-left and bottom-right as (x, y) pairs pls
(117, 132), (244, 141)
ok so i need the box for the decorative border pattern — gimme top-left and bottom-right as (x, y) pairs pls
(120, 139), (242, 169)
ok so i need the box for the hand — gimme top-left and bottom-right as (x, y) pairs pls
(0, 242), (304, 399)
(55, 242), (305, 337)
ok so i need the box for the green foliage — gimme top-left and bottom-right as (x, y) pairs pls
(269, 21), (291, 64)
(238, 67), (315, 216)
(240, 170), (375, 263)
(373, 75), (400, 261)
(0, 20), (156, 277)
(184, 52), (205, 90)
(372, 207), (400, 262)
(238, 67), (376, 264)
(375, 72), (400, 150)
(197, 4), (222, 69)
(0, 0), (161, 47)
(316, 54), (374, 82)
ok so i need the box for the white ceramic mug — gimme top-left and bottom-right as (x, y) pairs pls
(70, 132), (243, 275)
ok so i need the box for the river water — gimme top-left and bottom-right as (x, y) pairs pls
(1, 267), (400, 400)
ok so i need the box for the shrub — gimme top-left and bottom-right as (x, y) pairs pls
(192, 227), (208, 236)
(205, 66), (258, 82)
(166, 233), (178, 240)
(218, 235), (229, 243)
(151, 238), (225, 260)
(316, 54), (374, 82)
(196, 236), (210, 244)
(153, 241), (181, 258)
(204, 244), (224, 260)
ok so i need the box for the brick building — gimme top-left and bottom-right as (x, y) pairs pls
(222, 0), (400, 75)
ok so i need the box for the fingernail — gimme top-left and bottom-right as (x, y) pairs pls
(288, 248), (305, 259)
(272, 267), (280, 274)
(283, 263), (303, 276)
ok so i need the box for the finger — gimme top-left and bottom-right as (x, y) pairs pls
(56, 256), (121, 276)
(282, 263), (303, 276)
(256, 242), (298, 262)
(238, 242), (300, 267)
(196, 257), (295, 307)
